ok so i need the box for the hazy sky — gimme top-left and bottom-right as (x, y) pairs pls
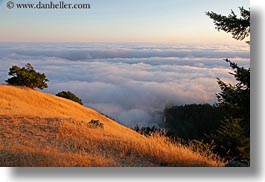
(0, 0), (249, 44)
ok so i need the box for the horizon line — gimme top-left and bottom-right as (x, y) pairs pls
(0, 41), (249, 46)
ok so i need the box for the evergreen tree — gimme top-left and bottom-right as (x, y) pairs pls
(211, 118), (250, 160)
(206, 7), (250, 160)
(216, 59), (250, 134)
(206, 7), (250, 44)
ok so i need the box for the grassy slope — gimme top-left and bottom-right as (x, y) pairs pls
(0, 85), (223, 167)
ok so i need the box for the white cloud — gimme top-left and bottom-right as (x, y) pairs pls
(0, 43), (250, 127)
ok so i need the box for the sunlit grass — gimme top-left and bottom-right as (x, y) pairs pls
(0, 85), (224, 167)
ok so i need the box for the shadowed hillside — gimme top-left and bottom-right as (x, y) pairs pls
(0, 85), (223, 167)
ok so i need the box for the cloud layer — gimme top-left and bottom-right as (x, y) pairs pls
(0, 43), (250, 127)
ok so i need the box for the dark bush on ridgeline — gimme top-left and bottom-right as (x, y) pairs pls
(5, 63), (49, 89)
(88, 119), (104, 129)
(56, 91), (83, 105)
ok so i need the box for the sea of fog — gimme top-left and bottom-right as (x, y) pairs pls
(0, 43), (250, 127)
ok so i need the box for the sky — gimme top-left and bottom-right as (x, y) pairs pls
(0, 0), (249, 44)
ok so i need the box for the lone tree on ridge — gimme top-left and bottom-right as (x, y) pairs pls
(6, 63), (49, 90)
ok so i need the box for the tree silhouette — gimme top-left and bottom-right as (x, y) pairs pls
(6, 63), (49, 89)
(216, 59), (250, 134)
(207, 7), (250, 160)
(206, 7), (250, 43)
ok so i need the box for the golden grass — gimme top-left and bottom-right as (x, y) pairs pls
(0, 85), (224, 167)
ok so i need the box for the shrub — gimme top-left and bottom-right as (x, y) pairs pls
(56, 91), (83, 105)
(133, 125), (166, 136)
(88, 119), (104, 129)
(186, 140), (222, 162)
(6, 63), (49, 89)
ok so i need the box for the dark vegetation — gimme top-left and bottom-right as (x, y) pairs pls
(206, 7), (250, 44)
(163, 104), (224, 140)
(5, 63), (48, 89)
(133, 125), (166, 136)
(88, 119), (104, 129)
(56, 91), (83, 105)
(206, 7), (250, 161)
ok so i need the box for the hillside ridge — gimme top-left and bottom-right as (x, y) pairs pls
(0, 85), (223, 167)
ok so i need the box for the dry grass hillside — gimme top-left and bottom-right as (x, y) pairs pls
(0, 85), (223, 167)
